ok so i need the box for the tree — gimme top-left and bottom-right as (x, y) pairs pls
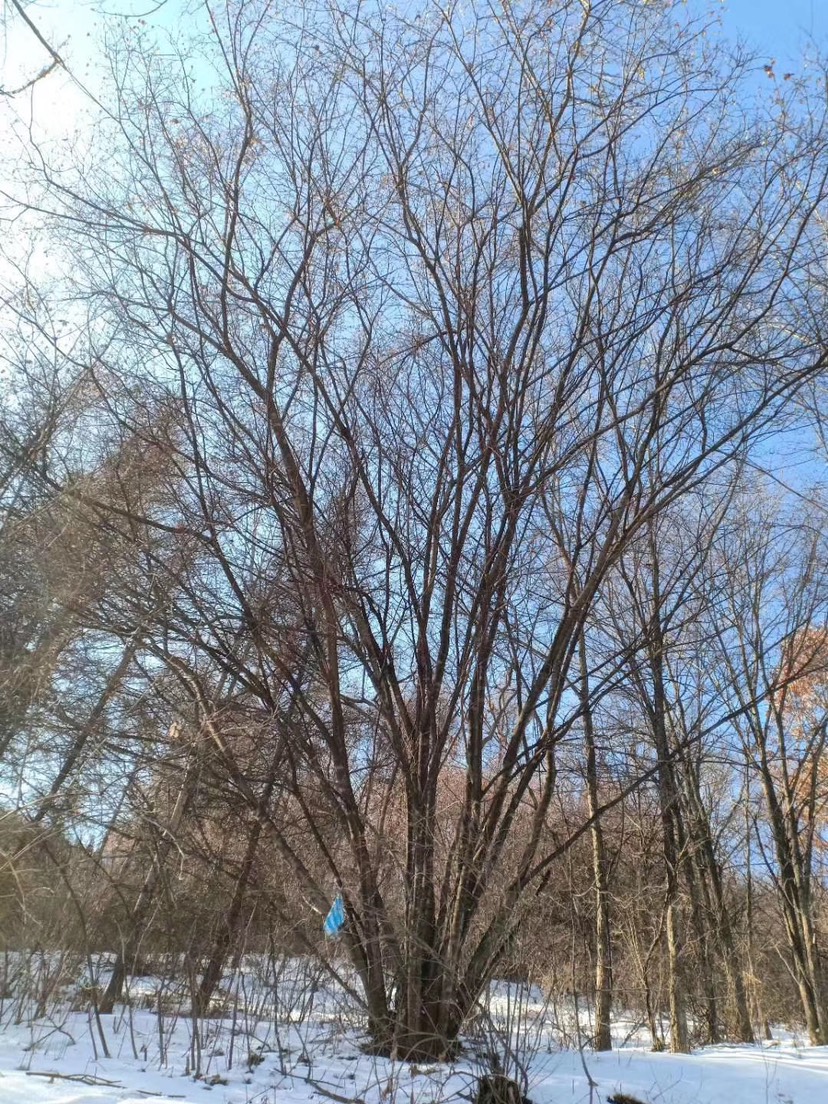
(714, 502), (828, 1045)
(599, 480), (759, 1049)
(6, 0), (828, 1057)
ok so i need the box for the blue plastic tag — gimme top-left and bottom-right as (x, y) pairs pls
(323, 894), (346, 937)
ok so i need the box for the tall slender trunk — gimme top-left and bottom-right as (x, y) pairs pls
(669, 775), (719, 1044)
(579, 637), (613, 1051)
(665, 895), (688, 1053)
(681, 849), (719, 1044)
(680, 756), (753, 1042)
(646, 567), (689, 1054)
(755, 741), (828, 1044)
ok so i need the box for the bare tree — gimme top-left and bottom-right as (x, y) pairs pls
(4, 0), (828, 1057)
(714, 498), (828, 1045)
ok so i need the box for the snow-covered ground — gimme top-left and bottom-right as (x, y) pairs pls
(1, 963), (826, 1104)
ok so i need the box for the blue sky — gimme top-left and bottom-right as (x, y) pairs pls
(3, 1), (826, 108)
(719, 0), (824, 64)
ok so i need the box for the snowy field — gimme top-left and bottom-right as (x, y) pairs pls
(1, 959), (827, 1104)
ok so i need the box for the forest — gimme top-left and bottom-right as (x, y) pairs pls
(2, 2), (828, 1100)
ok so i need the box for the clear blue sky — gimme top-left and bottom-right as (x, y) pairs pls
(719, 0), (824, 64)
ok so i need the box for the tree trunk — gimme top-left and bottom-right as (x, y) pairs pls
(646, 568), (689, 1055)
(100, 734), (198, 1014)
(665, 896), (689, 1053)
(580, 637), (613, 1051)
(683, 776), (753, 1043)
(756, 746), (828, 1044)
(192, 815), (264, 1017)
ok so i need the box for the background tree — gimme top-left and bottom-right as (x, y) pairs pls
(713, 501), (828, 1045)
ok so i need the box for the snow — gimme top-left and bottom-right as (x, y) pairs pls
(1, 966), (827, 1104)
(3, 1030), (828, 1104)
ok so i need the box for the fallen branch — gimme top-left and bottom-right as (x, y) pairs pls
(26, 1070), (123, 1087)
(307, 1077), (367, 1104)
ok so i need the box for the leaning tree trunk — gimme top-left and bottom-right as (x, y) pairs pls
(100, 731), (199, 1014)
(35, 634), (140, 824)
(192, 650), (311, 1018)
(193, 812), (265, 1017)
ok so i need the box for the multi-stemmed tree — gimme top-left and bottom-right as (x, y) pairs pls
(3, 0), (828, 1057)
